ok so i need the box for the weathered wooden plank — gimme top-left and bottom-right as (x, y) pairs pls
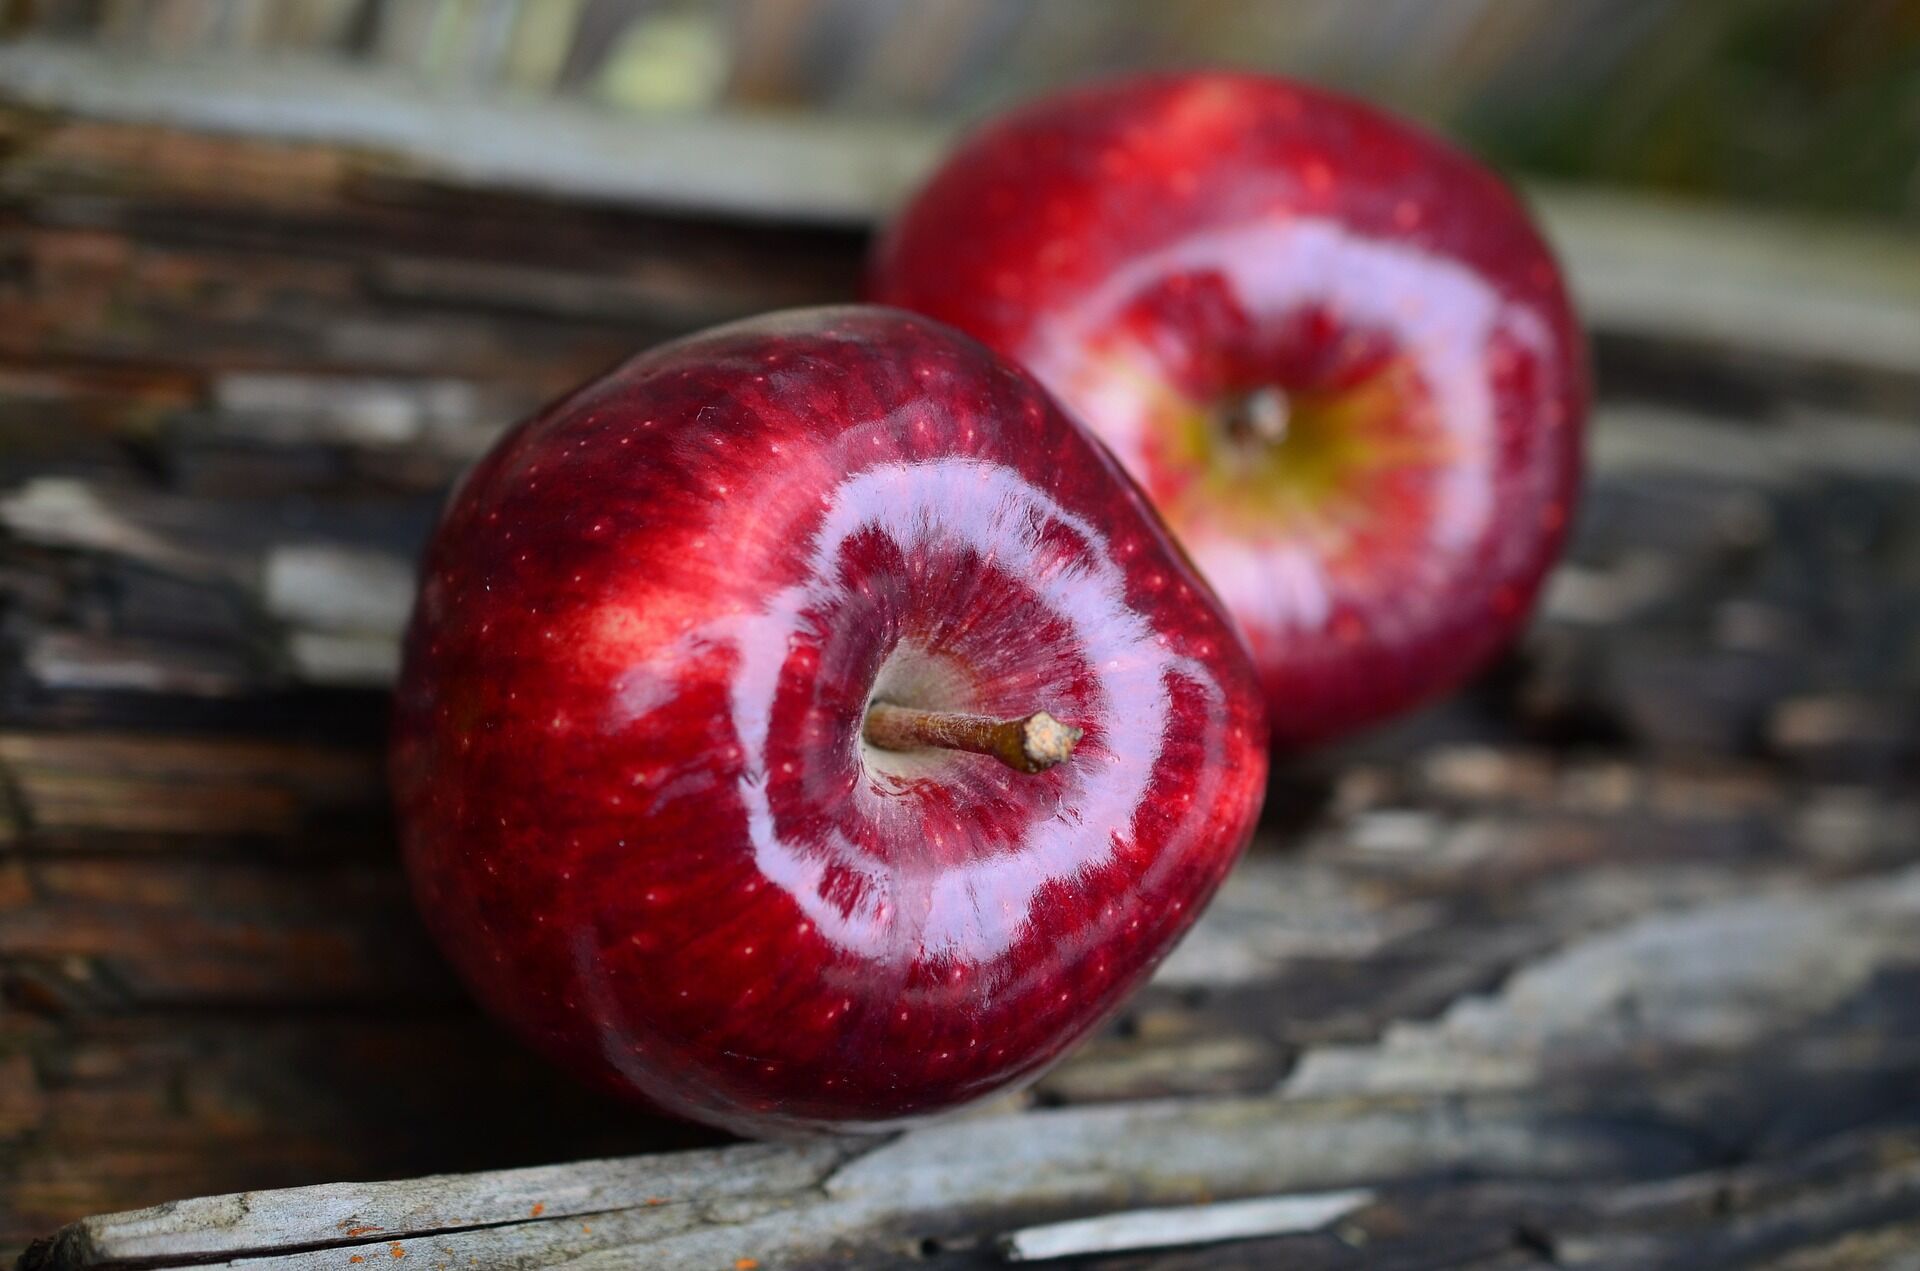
(1547, 191), (1920, 381)
(13, 780), (1851, 1251)
(17, 861), (1919, 1268)
(1284, 867), (1920, 1099)
(0, 731), (381, 840)
(25, 1140), (853, 1270)
(0, 40), (940, 226)
(1065, 1129), (1920, 1270)
(2, 41), (1916, 381)
(0, 1012), (729, 1245)
(0, 1093), (1701, 1270)
(18, 1042), (1919, 1269)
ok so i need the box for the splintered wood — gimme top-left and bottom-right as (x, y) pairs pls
(5, 45), (1920, 1271)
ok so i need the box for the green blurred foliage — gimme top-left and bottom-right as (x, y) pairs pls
(1460, 0), (1920, 220)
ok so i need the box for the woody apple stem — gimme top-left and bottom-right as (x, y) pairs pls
(862, 702), (1083, 774)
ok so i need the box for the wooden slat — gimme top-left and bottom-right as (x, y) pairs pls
(17, 864), (1920, 1267)
(0, 40), (938, 226)
(2, 40), (1917, 379)
(0, 731), (381, 839)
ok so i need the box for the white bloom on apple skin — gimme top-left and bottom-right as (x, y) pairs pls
(709, 456), (1223, 966)
(1032, 217), (1555, 644)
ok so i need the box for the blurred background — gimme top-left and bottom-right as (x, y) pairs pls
(7, 0), (1919, 222)
(2, 3), (1920, 1268)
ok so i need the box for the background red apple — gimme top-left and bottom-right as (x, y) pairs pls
(391, 306), (1268, 1136)
(871, 72), (1587, 748)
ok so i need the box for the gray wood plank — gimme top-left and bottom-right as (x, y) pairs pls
(22, 863), (1920, 1268)
(3, 41), (1916, 376)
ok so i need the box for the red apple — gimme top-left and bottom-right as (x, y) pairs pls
(391, 307), (1268, 1136)
(871, 72), (1586, 747)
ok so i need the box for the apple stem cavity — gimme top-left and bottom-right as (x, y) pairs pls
(863, 702), (1083, 774)
(1222, 385), (1292, 449)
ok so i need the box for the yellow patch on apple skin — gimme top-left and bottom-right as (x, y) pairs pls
(1132, 355), (1461, 557)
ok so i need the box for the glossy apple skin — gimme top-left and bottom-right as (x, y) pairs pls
(871, 72), (1586, 748)
(391, 307), (1268, 1137)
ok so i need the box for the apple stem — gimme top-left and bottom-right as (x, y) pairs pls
(862, 702), (1083, 774)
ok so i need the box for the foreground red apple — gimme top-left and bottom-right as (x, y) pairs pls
(391, 307), (1268, 1136)
(871, 72), (1586, 747)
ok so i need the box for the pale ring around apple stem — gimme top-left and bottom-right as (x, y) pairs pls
(862, 702), (1083, 774)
